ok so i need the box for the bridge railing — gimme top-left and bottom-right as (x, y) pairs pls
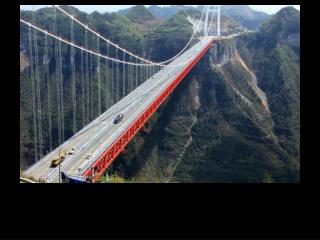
(83, 39), (216, 182)
(20, 177), (37, 183)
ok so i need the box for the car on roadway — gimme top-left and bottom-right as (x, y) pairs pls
(68, 150), (75, 155)
(114, 114), (124, 124)
(86, 153), (92, 159)
(68, 146), (77, 155)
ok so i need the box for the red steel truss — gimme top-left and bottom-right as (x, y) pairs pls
(83, 40), (216, 182)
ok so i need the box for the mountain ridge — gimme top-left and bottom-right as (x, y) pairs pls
(118, 5), (270, 29)
(20, 6), (300, 182)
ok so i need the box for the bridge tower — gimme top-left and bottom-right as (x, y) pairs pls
(203, 5), (221, 36)
(204, 6), (209, 36)
(217, 5), (221, 36)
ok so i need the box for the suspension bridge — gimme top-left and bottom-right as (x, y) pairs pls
(20, 5), (240, 183)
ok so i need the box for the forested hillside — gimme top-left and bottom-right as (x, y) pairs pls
(20, 6), (300, 182)
(119, 5), (270, 29)
(109, 7), (300, 183)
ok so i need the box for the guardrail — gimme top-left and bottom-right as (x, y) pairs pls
(83, 39), (216, 182)
(20, 177), (37, 183)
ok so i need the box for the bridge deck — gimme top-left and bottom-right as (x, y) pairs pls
(23, 36), (215, 183)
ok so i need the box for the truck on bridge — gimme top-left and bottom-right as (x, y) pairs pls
(50, 152), (66, 167)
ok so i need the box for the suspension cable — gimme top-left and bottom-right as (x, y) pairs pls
(207, 6), (217, 35)
(53, 5), (206, 66)
(80, 47), (85, 127)
(20, 18), (158, 66)
(105, 42), (109, 110)
(28, 24), (38, 162)
(71, 17), (77, 134)
(54, 5), (156, 65)
(59, 38), (65, 142)
(89, 43), (93, 120)
(97, 36), (101, 116)
(85, 30), (89, 124)
(32, 10), (43, 160)
(122, 51), (125, 98)
(111, 45), (114, 106)
(21, 16), (209, 68)
(115, 48), (119, 102)
(135, 58), (138, 89)
(54, 7), (61, 145)
(153, 5), (207, 65)
(44, 33), (53, 152)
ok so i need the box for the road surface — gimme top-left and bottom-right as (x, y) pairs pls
(23, 36), (215, 183)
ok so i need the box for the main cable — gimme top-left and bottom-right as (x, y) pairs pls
(53, 5), (206, 66)
(20, 16), (209, 68)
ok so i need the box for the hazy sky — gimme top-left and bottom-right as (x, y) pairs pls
(20, 5), (300, 15)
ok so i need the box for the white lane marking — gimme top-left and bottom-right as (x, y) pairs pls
(25, 39), (213, 181)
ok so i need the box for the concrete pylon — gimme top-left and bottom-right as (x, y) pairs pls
(217, 5), (221, 36)
(204, 5), (209, 36)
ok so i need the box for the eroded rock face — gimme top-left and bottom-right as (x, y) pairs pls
(19, 6), (300, 182)
(209, 38), (271, 115)
(20, 51), (29, 73)
(281, 33), (300, 47)
(116, 34), (299, 183)
(209, 39), (236, 66)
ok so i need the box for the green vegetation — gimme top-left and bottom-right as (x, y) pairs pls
(126, 5), (155, 23)
(109, 7), (300, 182)
(237, 8), (300, 172)
(260, 7), (300, 37)
(20, 6), (300, 182)
(148, 5), (196, 20)
(221, 5), (269, 29)
(20, 7), (147, 168)
(262, 171), (274, 183)
(97, 173), (127, 183)
(146, 12), (194, 61)
(122, 5), (269, 29)
(257, 7), (300, 50)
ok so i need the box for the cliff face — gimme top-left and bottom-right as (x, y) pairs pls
(20, 51), (29, 73)
(112, 9), (300, 182)
(20, 7), (300, 182)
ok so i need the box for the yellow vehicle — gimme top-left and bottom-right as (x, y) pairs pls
(51, 154), (66, 168)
